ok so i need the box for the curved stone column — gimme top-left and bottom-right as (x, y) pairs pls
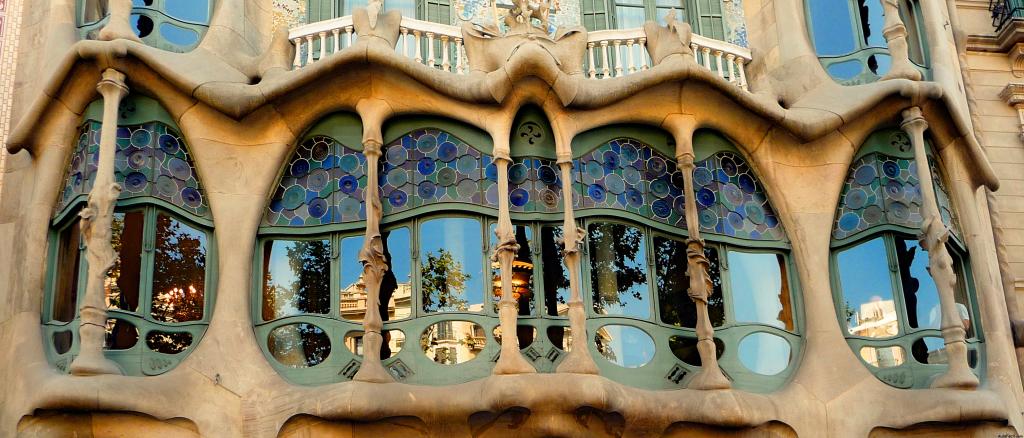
(69, 68), (128, 376)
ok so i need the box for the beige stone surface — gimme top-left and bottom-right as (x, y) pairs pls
(0, 0), (1021, 436)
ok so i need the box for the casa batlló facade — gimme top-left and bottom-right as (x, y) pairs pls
(1, 0), (1024, 436)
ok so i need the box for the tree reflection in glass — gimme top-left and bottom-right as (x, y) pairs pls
(836, 237), (898, 337)
(53, 219), (83, 322)
(541, 226), (570, 317)
(489, 223), (535, 315)
(728, 251), (793, 330)
(107, 211), (144, 312)
(654, 235), (724, 328)
(588, 222), (649, 319)
(268, 323), (331, 368)
(151, 214), (207, 323)
(420, 218), (483, 312)
(262, 239), (331, 320)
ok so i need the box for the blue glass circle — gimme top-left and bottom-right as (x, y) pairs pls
(693, 167), (714, 186)
(131, 129), (152, 148)
(838, 212), (860, 232)
(721, 156), (738, 176)
(652, 199), (671, 218)
(388, 190), (408, 207)
(418, 157), (436, 175)
(308, 197), (328, 218)
(158, 134), (179, 154)
(738, 174), (756, 193)
(291, 159), (310, 177)
(419, 181), (437, 199)
(602, 151), (619, 171)
(882, 161), (899, 178)
(125, 172), (147, 191)
(510, 188), (529, 207)
(588, 184), (606, 202)
(485, 163), (498, 182)
(625, 188), (643, 207)
(339, 175), (359, 194)
(509, 163), (529, 184)
(538, 165), (558, 185)
(854, 163), (877, 185)
(438, 141), (458, 162)
(696, 188), (716, 208)
(181, 187), (202, 208)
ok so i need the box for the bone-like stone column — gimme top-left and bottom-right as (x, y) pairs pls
(69, 69), (128, 376)
(491, 144), (536, 375)
(880, 0), (921, 81)
(98, 0), (143, 43)
(353, 138), (394, 383)
(668, 115), (729, 389)
(901, 107), (977, 389)
(554, 156), (599, 375)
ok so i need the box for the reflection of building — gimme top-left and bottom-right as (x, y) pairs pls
(340, 274), (412, 321)
(422, 304), (486, 364)
(849, 298), (899, 339)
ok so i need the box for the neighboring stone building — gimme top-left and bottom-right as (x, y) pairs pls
(2, 0), (1024, 436)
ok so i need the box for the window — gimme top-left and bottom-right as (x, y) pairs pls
(806, 0), (927, 84)
(830, 129), (981, 388)
(44, 96), (213, 375)
(76, 0), (213, 51)
(581, 0), (724, 39)
(307, 0), (445, 23)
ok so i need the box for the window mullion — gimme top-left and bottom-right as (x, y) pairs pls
(883, 234), (909, 337)
(330, 233), (341, 319)
(644, 226), (657, 323)
(717, 242), (735, 325)
(139, 206), (158, 320)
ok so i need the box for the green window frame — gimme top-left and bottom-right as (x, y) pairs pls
(43, 95), (216, 376)
(580, 0), (724, 40)
(76, 0), (214, 52)
(829, 129), (984, 389)
(805, 0), (929, 85)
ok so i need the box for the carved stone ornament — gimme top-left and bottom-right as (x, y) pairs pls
(644, 9), (694, 66)
(460, 7), (587, 76)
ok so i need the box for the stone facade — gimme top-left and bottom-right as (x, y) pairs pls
(0, 0), (1023, 437)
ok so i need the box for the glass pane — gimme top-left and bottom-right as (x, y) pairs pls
(895, 238), (973, 336)
(737, 332), (790, 375)
(104, 318), (139, 350)
(131, 14), (155, 38)
(656, 5), (684, 26)
(541, 226), (571, 317)
(146, 331), (193, 354)
(655, 236), (724, 328)
(588, 222), (649, 319)
(53, 331), (73, 355)
(836, 237), (898, 337)
(728, 251), (793, 330)
(267, 323), (331, 367)
(807, 0), (857, 56)
(860, 345), (905, 368)
(867, 53), (891, 76)
(420, 218), (484, 313)
(164, 0), (210, 23)
(383, 228), (412, 320)
(151, 214), (207, 322)
(826, 60), (864, 80)
(547, 326), (572, 351)
(344, 329), (405, 359)
(668, 336), (724, 367)
(345, 0), (369, 15)
(614, 5), (646, 29)
(421, 320), (486, 364)
(159, 23), (200, 47)
(53, 220), (83, 322)
(860, 0), (887, 47)
(594, 325), (655, 368)
(490, 223), (535, 315)
(911, 336), (946, 364)
(262, 239), (331, 320)
(339, 235), (367, 322)
(108, 211), (143, 312)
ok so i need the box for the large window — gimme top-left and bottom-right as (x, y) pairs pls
(582, 0), (724, 38)
(830, 129), (982, 389)
(44, 95), (214, 376)
(77, 0), (214, 51)
(806, 0), (927, 84)
(257, 119), (800, 391)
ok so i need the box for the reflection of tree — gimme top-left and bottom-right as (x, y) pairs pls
(655, 236), (723, 327)
(541, 226), (570, 316)
(261, 240), (330, 320)
(151, 216), (206, 323)
(894, 238), (920, 328)
(420, 249), (470, 312)
(589, 223), (647, 313)
(269, 324), (330, 367)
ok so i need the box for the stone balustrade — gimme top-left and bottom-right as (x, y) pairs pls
(288, 17), (751, 90)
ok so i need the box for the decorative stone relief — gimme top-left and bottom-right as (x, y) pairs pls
(273, 0), (306, 30)
(722, 0), (748, 48)
(999, 83), (1024, 140)
(456, 0), (580, 34)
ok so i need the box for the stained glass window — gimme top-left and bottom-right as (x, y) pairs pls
(266, 136), (367, 226)
(575, 138), (687, 228)
(833, 152), (961, 241)
(693, 151), (784, 240)
(381, 129), (494, 214)
(500, 157), (566, 213)
(56, 121), (211, 220)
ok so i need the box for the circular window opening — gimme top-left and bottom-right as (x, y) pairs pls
(267, 323), (331, 368)
(421, 320), (486, 365)
(594, 325), (655, 368)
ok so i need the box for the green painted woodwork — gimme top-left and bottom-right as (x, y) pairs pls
(511, 106), (558, 160)
(43, 206), (217, 376)
(579, 0), (725, 39)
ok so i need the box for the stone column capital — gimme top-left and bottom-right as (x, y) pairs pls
(363, 139), (383, 157)
(900, 106), (927, 133)
(96, 69), (129, 101)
